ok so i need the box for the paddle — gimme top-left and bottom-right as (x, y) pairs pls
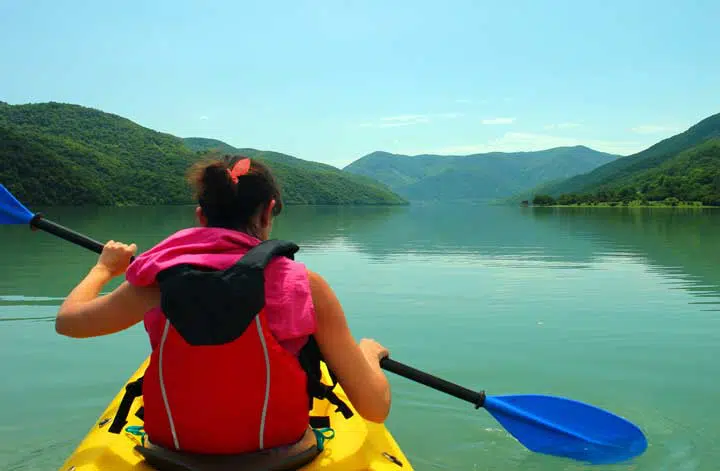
(1, 183), (648, 465)
(379, 358), (647, 465)
(0, 184), (126, 258)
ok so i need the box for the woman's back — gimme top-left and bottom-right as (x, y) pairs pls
(126, 226), (315, 355)
(53, 154), (392, 457)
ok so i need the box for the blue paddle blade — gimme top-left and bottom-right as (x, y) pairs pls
(0, 184), (34, 225)
(484, 394), (647, 465)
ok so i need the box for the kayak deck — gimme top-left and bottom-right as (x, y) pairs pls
(59, 356), (412, 470)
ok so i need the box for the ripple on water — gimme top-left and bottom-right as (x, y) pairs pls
(2, 205), (719, 471)
(1, 439), (75, 471)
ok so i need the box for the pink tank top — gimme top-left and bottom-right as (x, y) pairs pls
(125, 227), (316, 355)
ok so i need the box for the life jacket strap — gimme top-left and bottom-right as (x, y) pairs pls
(323, 389), (354, 419)
(298, 335), (354, 419)
(108, 363), (353, 438)
(108, 376), (144, 434)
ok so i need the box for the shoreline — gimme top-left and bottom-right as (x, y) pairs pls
(528, 202), (719, 209)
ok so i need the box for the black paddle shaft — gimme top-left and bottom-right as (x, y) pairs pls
(380, 358), (486, 408)
(30, 214), (135, 262)
(25, 211), (482, 410)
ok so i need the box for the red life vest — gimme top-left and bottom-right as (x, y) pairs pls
(141, 240), (311, 454)
(107, 239), (353, 456)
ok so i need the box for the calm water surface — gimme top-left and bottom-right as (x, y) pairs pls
(0, 204), (718, 471)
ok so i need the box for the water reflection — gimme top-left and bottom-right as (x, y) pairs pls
(300, 203), (720, 311)
(1, 204), (717, 303)
(527, 207), (720, 301)
(1, 204), (719, 470)
(289, 204), (604, 267)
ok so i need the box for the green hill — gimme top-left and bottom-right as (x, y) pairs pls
(0, 102), (196, 205)
(182, 140), (408, 206)
(538, 139), (720, 206)
(343, 146), (619, 202)
(523, 113), (720, 206)
(526, 112), (720, 205)
(183, 137), (240, 154)
(0, 102), (407, 206)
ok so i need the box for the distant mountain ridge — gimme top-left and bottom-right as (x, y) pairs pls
(343, 146), (619, 201)
(184, 139), (408, 205)
(0, 102), (407, 206)
(5, 100), (714, 208)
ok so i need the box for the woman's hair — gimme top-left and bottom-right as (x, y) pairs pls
(187, 154), (283, 230)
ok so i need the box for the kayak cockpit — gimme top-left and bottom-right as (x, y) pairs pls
(58, 358), (413, 470)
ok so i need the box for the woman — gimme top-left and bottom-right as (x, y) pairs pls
(55, 155), (391, 456)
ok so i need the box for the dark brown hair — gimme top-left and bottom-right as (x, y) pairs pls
(187, 154), (283, 230)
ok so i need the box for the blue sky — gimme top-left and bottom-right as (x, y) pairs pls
(1, 0), (718, 167)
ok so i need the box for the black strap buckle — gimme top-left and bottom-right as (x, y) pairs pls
(108, 376), (144, 434)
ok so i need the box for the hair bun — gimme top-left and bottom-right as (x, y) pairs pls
(186, 155), (283, 230)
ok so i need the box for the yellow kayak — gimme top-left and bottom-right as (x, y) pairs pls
(59, 356), (413, 470)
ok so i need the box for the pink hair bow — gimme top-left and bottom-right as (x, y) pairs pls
(227, 158), (251, 183)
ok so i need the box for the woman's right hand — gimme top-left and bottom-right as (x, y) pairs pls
(95, 240), (137, 278)
(359, 338), (390, 364)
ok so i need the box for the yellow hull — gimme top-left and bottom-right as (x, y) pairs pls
(59, 356), (412, 470)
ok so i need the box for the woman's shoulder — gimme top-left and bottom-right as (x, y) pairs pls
(304, 269), (341, 321)
(306, 269), (326, 289)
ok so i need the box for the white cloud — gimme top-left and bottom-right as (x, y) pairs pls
(544, 122), (582, 130)
(482, 117), (516, 125)
(381, 115), (424, 122)
(199, 115), (209, 120)
(360, 112), (462, 128)
(630, 124), (679, 134)
(381, 114), (431, 125)
(436, 112), (463, 119)
(397, 132), (645, 156)
(371, 115), (431, 127)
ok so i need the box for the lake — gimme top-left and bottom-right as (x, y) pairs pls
(0, 204), (718, 471)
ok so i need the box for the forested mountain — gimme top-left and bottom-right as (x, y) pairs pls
(185, 140), (408, 205)
(528, 112), (720, 206)
(183, 137), (240, 154)
(0, 102), (195, 205)
(343, 146), (619, 201)
(0, 102), (406, 206)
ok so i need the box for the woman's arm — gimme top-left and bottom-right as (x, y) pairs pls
(56, 241), (159, 338)
(308, 270), (391, 423)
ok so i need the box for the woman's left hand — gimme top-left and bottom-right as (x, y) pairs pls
(95, 240), (137, 278)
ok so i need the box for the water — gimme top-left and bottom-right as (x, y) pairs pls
(0, 204), (718, 470)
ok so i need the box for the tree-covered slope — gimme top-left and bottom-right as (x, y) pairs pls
(343, 146), (619, 201)
(183, 139), (408, 205)
(534, 112), (720, 198)
(542, 139), (720, 206)
(0, 102), (196, 205)
(0, 102), (407, 206)
(183, 137), (241, 154)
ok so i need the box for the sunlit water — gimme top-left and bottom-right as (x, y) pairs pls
(0, 204), (718, 470)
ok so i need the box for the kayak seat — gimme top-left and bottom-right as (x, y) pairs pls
(134, 427), (321, 471)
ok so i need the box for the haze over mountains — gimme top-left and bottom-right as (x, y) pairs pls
(1, 101), (717, 207)
(343, 147), (619, 202)
(345, 111), (720, 206)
